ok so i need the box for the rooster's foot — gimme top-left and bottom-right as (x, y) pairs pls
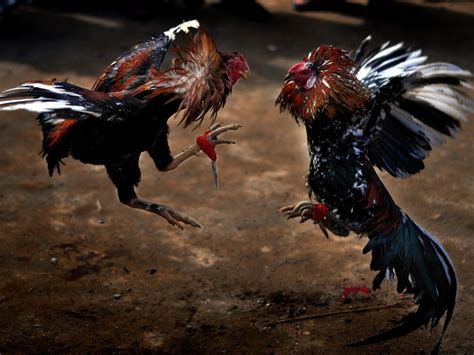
(279, 201), (329, 223)
(196, 123), (241, 186)
(127, 198), (202, 229)
(196, 122), (242, 160)
(279, 201), (313, 223)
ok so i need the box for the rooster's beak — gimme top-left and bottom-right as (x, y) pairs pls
(240, 69), (250, 80)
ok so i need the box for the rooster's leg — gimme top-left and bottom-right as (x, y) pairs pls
(162, 123), (241, 171)
(106, 155), (201, 229)
(125, 194), (202, 229)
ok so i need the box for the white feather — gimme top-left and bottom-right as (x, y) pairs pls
(363, 42), (404, 67)
(377, 67), (405, 79)
(3, 83), (83, 98)
(0, 98), (39, 105)
(409, 85), (474, 113)
(390, 105), (446, 146)
(358, 50), (426, 82)
(410, 89), (474, 115)
(164, 20), (200, 41)
(414, 63), (473, 79)
(404, 92), (468, 123)
(393, 56), (427, 71)
(0, 99), (99, 116)
(356, 66), (371, 80)
(372, 50), (424, 72)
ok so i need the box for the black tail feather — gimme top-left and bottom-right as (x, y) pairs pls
(357, 211), (457, 353)
(348, 310), (427, 347)
(0, 81), (104, 117)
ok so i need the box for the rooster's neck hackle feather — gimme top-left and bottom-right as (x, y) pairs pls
(277, 45), (370, 122)
(132, 29), (231, 128)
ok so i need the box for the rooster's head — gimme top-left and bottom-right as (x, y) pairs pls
(277, 45), (369, 122)
(222, 52), (250, 86)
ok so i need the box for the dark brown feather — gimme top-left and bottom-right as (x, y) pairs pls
(129, 29), (231, 128)
(277, 45), (370, 121)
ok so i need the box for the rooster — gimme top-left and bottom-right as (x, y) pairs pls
(0, 20), (249, 229)
(277, 37), (473, 350)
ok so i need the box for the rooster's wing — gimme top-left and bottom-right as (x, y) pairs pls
(355, 37), (473, 178)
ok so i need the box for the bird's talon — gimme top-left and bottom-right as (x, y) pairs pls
(300, 215), (310, 223)
(196, 123), (241, 161)
(209, 122), (223, 131)
(280, 201), (328, 223)
(215, 139), (235, 145)
(155, 205), (201, 229)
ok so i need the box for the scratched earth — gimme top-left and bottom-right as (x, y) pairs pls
(0, 0), (472, 353)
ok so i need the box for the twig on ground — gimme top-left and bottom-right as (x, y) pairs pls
(266, 302), (412, 326)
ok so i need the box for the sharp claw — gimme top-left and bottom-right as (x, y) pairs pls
(211, 160), (219, 188)
(208, 123), (242, 139)
(209, 122), (222, 131)
(300, 215), (310, 223)
(180, 215), (201, 228)
(318, 221), (329, 238)
(191, 220), (203, 229)
(298, 201), (313, 209)
(171, 210), (202, 229)
(298, 205), (313, 216)
(289, 206), (305, 218)
(278, 205), (295, 213)
(282, 201), (314, 220)
(215, 139), (235, 145)
(182, 217), (201, 229)
(197, 123), (241, 187)
(156, 205), (201, 229)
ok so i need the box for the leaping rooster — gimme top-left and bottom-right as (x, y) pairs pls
(0, 20), (249, 229)
(278, 37), (473, 351)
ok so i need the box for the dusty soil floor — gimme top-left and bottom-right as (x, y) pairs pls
(0, 0), (473, 353)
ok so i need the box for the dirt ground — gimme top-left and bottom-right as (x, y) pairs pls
(0, 0), (473, 353)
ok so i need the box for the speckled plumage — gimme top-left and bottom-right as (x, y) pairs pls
(278, 38), (473, 350)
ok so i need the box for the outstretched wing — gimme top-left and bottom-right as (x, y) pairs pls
(93, 20), (200, 93)
(355, 37), (473, 178)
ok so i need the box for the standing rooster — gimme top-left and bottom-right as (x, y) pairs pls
(0, 20), (249, 229)
(278, 37), (473, 350)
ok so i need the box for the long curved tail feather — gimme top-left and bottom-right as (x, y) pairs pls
(0, 81), (104, 117)
(0, 80), (144, 123)
(355, 211), (457, 352)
